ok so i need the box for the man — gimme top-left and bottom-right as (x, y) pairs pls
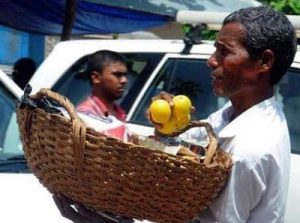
(12, 57), (36, 89)
(76, 50), (127, 121)
(188, 5), (296, 223)
(54, 6), (297, 223)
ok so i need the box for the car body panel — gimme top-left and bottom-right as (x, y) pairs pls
(0, 69), (23, 100)
(286, 154), (300, 223)
(0, 174), (70, 223)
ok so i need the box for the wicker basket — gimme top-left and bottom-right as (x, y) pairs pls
(16, 88), (232, 223)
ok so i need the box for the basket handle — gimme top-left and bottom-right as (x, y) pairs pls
(175, 121), (218, 165)
(34, 88), (79, 121)
(34, 88), (87, 174)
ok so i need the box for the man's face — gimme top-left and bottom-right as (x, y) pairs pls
(207, 22), (260, 99)
(93, 61), (128, 100)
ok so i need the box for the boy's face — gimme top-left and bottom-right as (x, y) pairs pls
(92, 61), (128, 100)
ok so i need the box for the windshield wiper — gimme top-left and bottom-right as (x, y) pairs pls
(0, 155), (30, 173)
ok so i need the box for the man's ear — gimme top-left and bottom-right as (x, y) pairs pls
(258, 49), (275, 73)
(90, 71), (102, 84)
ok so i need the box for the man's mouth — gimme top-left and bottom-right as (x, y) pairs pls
(211, 72), (223, 80)
(118, 87), (125, 93)
(211, 74), (223, 88)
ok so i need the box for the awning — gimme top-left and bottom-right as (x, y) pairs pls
(0, 0), (170, 35)
(0, 0), (262, 36)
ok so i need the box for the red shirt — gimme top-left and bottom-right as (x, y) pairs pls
(76, 94), (126, 121)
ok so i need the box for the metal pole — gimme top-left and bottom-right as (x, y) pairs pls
(61, 0), (77, 41)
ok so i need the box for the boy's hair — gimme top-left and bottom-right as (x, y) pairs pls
(86, 50), (126, 74)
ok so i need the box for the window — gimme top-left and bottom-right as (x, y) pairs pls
(277, 68), (300, 154)
(0, 82), (22, 158)
(52, 53), (164, 113)
(130, 58), (225, 126)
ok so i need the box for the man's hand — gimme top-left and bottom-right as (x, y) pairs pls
(145, 91), (175, 137)
(151, 91), (175, 106)
(53, 193), (133, 223)
(145, 91), (195, 137)
(145, 91), (175, 122)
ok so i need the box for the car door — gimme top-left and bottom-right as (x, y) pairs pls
(0, 70), (72, 222)
(0, 71), (24, 162)
(276, 66), (300, 223)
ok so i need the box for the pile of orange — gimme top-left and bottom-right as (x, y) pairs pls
(149, 95), (192, 135)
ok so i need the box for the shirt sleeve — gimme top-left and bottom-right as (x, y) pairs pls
(198, 157), (267, 223)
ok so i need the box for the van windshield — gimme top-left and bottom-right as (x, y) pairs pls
(53, 53), (164, 113)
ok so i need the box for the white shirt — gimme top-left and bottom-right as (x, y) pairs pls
(184, 97), (291, 223)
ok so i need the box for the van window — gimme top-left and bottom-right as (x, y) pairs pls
(0, 82), (22, 158)
(130, 58), (226, 126)
(277, 68), (300, 154)
(52, 53), (164, 113)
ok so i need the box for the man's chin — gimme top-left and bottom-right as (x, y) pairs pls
(114, 94), (124, 100)
(213, 89), (225, 97)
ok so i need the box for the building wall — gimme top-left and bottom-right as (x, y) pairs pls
(0, 25), (45, 74)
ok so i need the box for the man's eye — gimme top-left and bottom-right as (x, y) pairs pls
(216, 47), (228, 57)
(219, 47), (229, 56)
(113, 72), (127, 77)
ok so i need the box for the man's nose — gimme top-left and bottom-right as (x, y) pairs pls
(207, 53), (218, 69)
(120, 75), (127, 84)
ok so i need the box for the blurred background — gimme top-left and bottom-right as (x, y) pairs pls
(0, 0), (299, 76)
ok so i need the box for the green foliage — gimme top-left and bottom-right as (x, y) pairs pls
(259, 0), (300, 15)
(181, 24), (218, 41)
(201, 29), (218, 40)
(182, 1), (300, 40)
(181, 24), (192, 34)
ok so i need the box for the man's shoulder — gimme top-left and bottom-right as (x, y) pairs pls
(77, 98), (90, 108)
(76, 97), (95, 113)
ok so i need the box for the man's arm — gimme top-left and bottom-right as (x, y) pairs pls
(53, 194), (134, 223)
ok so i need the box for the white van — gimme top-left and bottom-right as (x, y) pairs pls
(1, 39), (300, 223)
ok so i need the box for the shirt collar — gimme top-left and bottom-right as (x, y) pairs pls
(90, 94), (126, 121)
(218, 96), (276, 138)
(90, 94), (110, 115)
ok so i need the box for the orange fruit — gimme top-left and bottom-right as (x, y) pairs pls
(172, 95), (192, 118)
(157, 116), (177, 135)
(149, 99), (171, 124)
(176, 114), (191, 130)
